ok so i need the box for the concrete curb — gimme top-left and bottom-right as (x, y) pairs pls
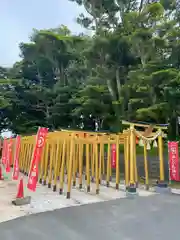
(171, 189), (180, 195)
(12, 196), (31, 206)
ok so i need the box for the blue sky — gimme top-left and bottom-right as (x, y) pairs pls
(0, 0), (84, 67)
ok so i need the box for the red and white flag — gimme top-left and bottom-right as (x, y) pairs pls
(27, 127), (48, 191)
(1, 138), (8, 166)
(168, 141), (180, 181)
(111, 144), (116, 169)
(12, 136), (21, 180)
(6, 138), (13, 173)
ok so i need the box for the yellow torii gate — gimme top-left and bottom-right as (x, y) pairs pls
(122, 120), (168, 192)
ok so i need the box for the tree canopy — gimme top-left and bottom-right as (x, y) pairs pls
(0, 1), (180, 138)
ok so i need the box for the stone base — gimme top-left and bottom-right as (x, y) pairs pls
(156, 181), (168, 188)
(126, 184), (138, 198)
(12, 196), (31, 206)
(127, 184), (137, 193)
(155, 181), (170, 194)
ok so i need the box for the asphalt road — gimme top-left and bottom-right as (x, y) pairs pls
(0, 193), (180, 240)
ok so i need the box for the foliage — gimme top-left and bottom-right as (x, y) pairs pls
(0, 1), (180, 138)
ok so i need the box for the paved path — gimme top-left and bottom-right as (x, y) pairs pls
(0, 193), (180, 240)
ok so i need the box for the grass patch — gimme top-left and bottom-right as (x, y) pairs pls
(169, 181), (180, 189)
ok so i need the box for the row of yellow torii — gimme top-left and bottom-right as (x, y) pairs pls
(3, 120), (167, 198)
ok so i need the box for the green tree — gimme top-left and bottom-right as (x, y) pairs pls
(0, 0), (180, 139)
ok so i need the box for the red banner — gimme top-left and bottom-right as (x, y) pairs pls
(6, 138), (13, 173)
(12, 136), (21, 180)
(111, 144), (116, 169)
(9, 138), (13, 166)
(1, 138), (7, 166)
(27, 127), (48, 191)
(168, 141), (180, 181)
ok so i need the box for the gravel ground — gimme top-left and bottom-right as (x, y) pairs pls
(0, 171), (156, 223)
